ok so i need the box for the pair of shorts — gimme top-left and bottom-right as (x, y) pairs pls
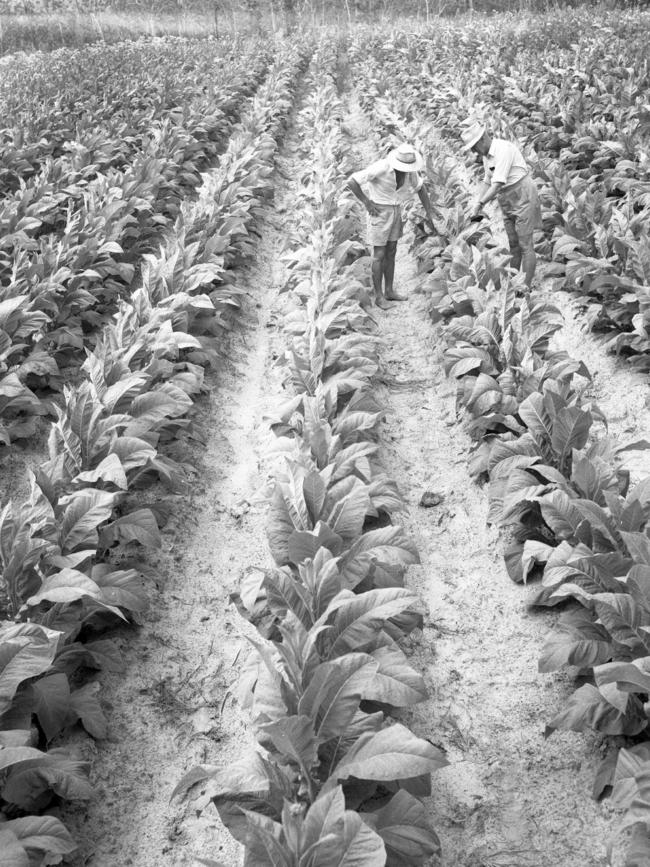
(498, 175), (542, 251)
(368, 203), (403, 247)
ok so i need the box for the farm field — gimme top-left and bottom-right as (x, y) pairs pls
(3, 5), (650, 867)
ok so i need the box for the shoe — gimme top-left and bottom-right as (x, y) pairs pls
(384, 292), (407, 301)
(375, 297), (394, 310)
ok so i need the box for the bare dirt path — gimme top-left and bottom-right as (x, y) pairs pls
(342, 94), (623, 866)
(546, 284), (650, 481)
(376, 249), (620, 867)
(62, 129), (303, 866)
(62, 64), (642, 867)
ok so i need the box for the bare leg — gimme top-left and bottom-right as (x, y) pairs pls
(521, 246), (537, 288)
(372, 246), (391, 308)
(516, 225), (537, 288)
(503, 215), (522, 272)
(384, 241), (406, 301)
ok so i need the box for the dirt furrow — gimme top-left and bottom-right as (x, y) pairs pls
(63, 144), (302, 867)
(336, 87), (622, 863)
(545, 284), (650, 481)
(370, 239), (620, 867)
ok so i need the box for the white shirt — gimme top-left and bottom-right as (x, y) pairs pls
(483, 139), (528, 187)
(350, 158), (423, 205)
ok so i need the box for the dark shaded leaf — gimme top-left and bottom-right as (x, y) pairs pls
(361, 789), (441, 866)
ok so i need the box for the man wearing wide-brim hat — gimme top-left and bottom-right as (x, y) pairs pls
(461, 121), (542, 289)
(347, 143), (434, 309)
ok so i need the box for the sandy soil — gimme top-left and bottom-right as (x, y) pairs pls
(343, 99), (627, 866)
(548, 286), (650, 482)
(61, 231), (291, 865)
(58, 84), (307, 867)
(23, 53), (647, 867)
(375, 243), (622, 867)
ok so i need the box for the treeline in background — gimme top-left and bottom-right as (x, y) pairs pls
(0, 0), (644, 54)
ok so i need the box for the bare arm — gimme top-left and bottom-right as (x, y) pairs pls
(471, 181), (504, 217)
(417, 184), (434, 225)
(347, 178), (380, 216)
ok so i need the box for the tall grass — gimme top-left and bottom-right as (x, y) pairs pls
(0, 8), (262, 55)
(0, 0), (632, 56)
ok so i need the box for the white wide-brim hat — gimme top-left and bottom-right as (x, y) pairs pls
(388, 143), (424, 172)
(460, 121), (487, 151)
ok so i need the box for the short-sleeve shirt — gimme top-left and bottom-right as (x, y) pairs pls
(483, 139), (528, 187)
(350, 158), (423, 205)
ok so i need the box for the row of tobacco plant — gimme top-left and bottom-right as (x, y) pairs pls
(352, 44), (650, 864)
(0, 36), (272, 444)
(176, 41), (446, 867)
(352, 14), (650, 370)
(0, 45), (304, 864)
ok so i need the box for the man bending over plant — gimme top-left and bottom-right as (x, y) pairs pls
(347, 143), (434, 309)
(462, 121), (542, 289)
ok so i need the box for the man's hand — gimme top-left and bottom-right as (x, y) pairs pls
(366, 201), (380, 217)
(470, 200), (483, 219)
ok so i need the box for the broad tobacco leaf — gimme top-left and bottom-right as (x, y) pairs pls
(1, 815), (76, 862)
(611, 744), (650, 809)
(0, 828), (29, 867)
(241, 809), (290, 867)
(300, 786), (345, 857)
(298, 654), (377, 741)
(1, 748), (93, 810)
(365, 645), (428, 706)
(291, 786), (386, 867)
(626, 770), (650, 832)
(362, 789), (441, 866)
(327, 722), (448, 790)
(320, 588), (422, 659)
(31, 672), (71, 743)
(546, 683), (647, 736)
(595, 657), (650, 695)
(70, 681), (108, 739)
(538, 609), (613, 672)
(337, 527), (420, 591)
(550, 405), (591, 470)
(286, 522), (344, 569)
(172, 754), (293, 845)
(58, 489), (117, 553)
(625, 824), (650, 867)
(537, 490), (585, 540)
(324, 809), (386, 867)
(91, 565), (148, 615)
(0, 622), (61, 716)
(24, 569), (127, 621)
(260, 714), (319, 773)
(98, 508), (161, 549)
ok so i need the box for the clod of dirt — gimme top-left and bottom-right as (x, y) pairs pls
(419, 491), (445, 508)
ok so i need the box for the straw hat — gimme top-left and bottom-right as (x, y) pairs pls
(460, 121), (487, 152)
(387, 143), (424, 172)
